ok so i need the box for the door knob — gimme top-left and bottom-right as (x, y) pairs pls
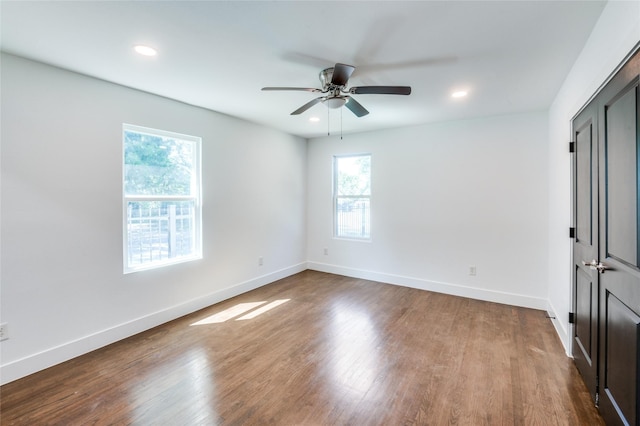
(582, 259), (609, 274)
(595, 262), (609, 274)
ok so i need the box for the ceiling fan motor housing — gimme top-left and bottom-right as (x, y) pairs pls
(319, 68), (335, 91)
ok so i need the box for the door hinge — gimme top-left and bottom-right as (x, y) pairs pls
(569, 312), (575, 324)
(569, 141), (576, 153)
(569, 227), (575, 238)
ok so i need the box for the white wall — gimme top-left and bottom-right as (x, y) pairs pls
(547, 1), (640, 354)
(0, 54), (307, 384)
(307, 112), (549, 309)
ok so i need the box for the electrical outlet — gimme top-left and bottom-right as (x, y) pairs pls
(258, 256), (263, 266)
(469, 266), (477, 276)
(323, 248), (328, 255)
(0, 323), (8, 341)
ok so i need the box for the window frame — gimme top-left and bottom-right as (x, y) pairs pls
(122, 124), (202, 274)
(333, 153), (372, 241)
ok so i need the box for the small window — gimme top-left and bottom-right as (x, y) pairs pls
(334, 154), (371, 240)
(123, 124), (202, 273)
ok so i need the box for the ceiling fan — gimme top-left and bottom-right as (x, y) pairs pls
(262, 63), (411, 117)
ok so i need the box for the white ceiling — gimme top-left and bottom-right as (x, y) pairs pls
(1, 1), (606, 139)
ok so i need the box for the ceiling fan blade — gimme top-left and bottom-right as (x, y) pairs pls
(262, 87), (323, 93)
(291, 97), (324, 115)
(331, 63), (355, 86)
(350, 86), (412, 95)
(345, 97), (369, 117)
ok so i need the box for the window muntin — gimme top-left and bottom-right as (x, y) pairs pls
(334, 154), (371, 240)
(123, 124), (202, 273)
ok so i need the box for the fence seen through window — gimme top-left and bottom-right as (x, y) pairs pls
(126, 201), (195, 267)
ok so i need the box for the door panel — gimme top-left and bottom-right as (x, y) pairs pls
(602, 292), (639, 426)
(606, 86), (638, 268)
(575, 267), (596, 364)
(576, 116), (595, 246)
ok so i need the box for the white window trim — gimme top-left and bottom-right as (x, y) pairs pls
(122, 124), (202, 274)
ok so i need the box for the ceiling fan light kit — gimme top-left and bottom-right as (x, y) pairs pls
(262, 62), (411, 117)
(324, 97), (347, 109)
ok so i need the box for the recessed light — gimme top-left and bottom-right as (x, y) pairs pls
(309, 117), (320, 122)
(451, 90), (468, 98)
(134, 45), (157, 57)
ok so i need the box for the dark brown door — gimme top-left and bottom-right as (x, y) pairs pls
(597, 53), (640, 425)
(572, 48), (640, 425)
(572, 47), (640, 424)
(572, 101), (600, 402)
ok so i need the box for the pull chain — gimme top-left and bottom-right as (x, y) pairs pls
(327, 106), (330, 136)
(340, 106), (343, 140)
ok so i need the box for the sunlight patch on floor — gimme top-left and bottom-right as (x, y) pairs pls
(190, 299), (291, 325)
(191, 302), (267, 325)
(236, 299), (290, 320)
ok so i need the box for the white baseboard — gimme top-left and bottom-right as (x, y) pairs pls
(307, 262), (548, 310)
(0, 263), (307, 385)
(547, 299), (572, 357)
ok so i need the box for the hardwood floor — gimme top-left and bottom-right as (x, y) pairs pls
(1, 271), (604, 425)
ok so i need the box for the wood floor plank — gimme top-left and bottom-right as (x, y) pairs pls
(1, 271), (604, 425)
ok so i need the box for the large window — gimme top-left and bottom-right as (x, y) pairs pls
(123, 124), (202, 273)
(334, 154), (371, 240)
